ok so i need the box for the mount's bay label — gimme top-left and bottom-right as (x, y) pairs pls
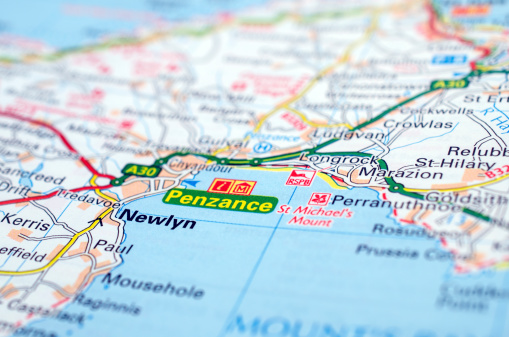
(163, 188), (278, 213)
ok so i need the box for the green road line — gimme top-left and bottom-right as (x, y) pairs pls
(314, 151), (373, 157)
(0, 8), (366, 65)
(173, 26), (215, 37)
(352, 89), (435, 131)
(0, 56), (16, 63)
(238, 13), (289, 25)
(377, 159), (388, 170)
(109, 70), (506, 223)
(462, 208), (492, 222)
(265, 153), (301, 161)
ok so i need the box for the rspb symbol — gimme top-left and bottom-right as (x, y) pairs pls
(207, 178), (256, 196)
(308, 193), (331, 206)
(285, 170), (316, 187)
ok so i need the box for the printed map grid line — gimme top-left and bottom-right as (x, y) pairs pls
(216, 186), (298, 337)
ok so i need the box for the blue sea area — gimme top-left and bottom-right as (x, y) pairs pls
(25, 168), (509, 337)
(0, 0), (268, 49)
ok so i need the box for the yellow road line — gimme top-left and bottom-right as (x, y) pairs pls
(92, 176), (118, 203)
(212, 11), (379, 157)
(0, 176), (116, 276)
(478, 62), (509, 71)
(316, 172), (348, 190)
(211, 106), (281, 156)
(404, 173), (509, 193)
(284, 106), (353, 129)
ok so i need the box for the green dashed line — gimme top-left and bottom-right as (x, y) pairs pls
(108, 69), (501, 223)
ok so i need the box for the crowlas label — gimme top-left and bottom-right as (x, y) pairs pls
(163, 188), (278, 214)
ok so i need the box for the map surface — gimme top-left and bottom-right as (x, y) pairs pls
(0, 0), (509, 336)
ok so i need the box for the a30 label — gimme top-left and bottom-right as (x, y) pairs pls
(122, 164), (161, 177)
(431, 79), (469, 90)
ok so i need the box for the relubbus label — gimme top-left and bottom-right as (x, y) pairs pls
(163, 188), (278, 214)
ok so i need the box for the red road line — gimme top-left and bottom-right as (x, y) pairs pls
(51, 297), (70, 308)
(0, 111), (78, 153)
(70, 185), (113, 193)
(0, 191), (59, 206)
(0, 185), (112, 207)
(427, 2), (491, 70)
(0, 110), (115, 180)
(79, 156), (114, 180)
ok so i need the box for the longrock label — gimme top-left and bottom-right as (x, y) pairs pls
(163, 188), (278, 213)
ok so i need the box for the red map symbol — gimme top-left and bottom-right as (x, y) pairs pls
(311, 194), (328, 204)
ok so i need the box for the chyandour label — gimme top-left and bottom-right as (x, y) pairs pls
(163, 189), (278, 214)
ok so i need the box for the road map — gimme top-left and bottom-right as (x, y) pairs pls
(1, 0), (509, 336)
